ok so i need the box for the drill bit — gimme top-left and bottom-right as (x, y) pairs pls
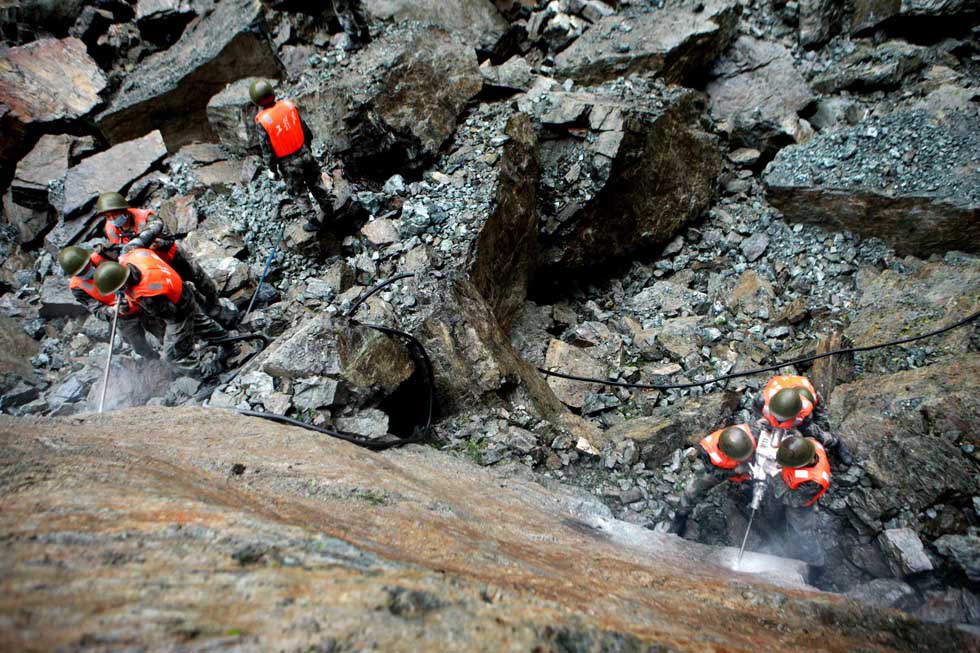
(736, 506), (756, 568)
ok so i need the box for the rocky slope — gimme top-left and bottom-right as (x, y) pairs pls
(1, 0), (979, 647)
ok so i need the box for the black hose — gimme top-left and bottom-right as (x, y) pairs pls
(346, 273), (414, 317)
(538, 308), (980, 391)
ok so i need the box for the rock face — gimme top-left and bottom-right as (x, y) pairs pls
(842, 253), (979, 374)
(361, 0), (509, 53)
(95, 0), (282, 151)
(0, 37), (107, 173)
(522, 81), (722, 273)
(763, 110), (980, 256)
(798, 0), (844, 47)
(1, 408), (973, 651)
(706, 37), (815, 157)
(544, 339), (607, 409)
(296, 26), (483, 178)
(554, 0), (740, 85)
(468, 113), (540, 332)
(830, 355), (980, 519)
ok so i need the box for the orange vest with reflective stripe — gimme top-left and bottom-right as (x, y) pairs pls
(781, 439), (831, 507)
(255, 100), (305, 157)
(700, 424), (756, 471)
(105, 208), (176, 263)
(762, 375), (818, 429)
(120, 249), (183, 305)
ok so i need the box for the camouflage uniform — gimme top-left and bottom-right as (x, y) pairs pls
(255, 118), (335, 225)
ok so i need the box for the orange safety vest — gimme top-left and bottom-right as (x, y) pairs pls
(120, 248), (183, 306)
(700, 424), (756, 481)
(761, 375), (818, 429)
(105, 208), (176, 262)
(781, 439), (831, 507)
(254, 99), (305, 158)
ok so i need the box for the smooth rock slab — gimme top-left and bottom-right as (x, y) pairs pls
(554, 0), (740, 85)
(763, 109), (980, 256)
(544, 339), (607, 409)
(2, 408), (968, 651)
(56, 130), (167, 234)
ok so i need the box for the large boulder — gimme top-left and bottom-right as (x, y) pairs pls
(2, 408), (971, 651)
(553, 0), (740, 85)
(45, 130), (168, 254)
(361, 0), (509, 54)
(205, 77), (269, 155)
(295, 26), (482, 179)
(604, 391), (740, 465)
(0, 315), (39, 397)
(520, 80), (722, 273)
(851, 0), (980, 35)
(0, 37), (107, 175)
(798, 0), (845, 48)
(95, 0), (282, 151)
(467, 113), (540, 333)
(706, 37), (815, 158)
(842, 253), (979, 374)
(763, 109), (980, 256)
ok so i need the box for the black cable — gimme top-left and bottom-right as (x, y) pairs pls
(346, 273), (414, 317)
(538, 308), (980, 391)
(234, 409), (417, 450)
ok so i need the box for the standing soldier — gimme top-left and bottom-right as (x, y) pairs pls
(92, 192), (223, 319)
(93, 249), (229, 378)
(249, 79), (335, 232)
(57, 245), (157, 360)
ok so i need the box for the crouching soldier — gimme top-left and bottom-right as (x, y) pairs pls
(249, 79), (335, 232)
(57, 245), (157, 360)
(669, 425), (756, 533)
(93, 249), (228, 378)
(755, 374), (853, 464)
(93, 191), (223, 319)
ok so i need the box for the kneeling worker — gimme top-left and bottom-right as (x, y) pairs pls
(58, 245), (157, 360)
(93, 248), (228, 378)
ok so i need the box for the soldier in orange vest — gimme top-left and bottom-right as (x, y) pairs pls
(668, 423), (833, 535)
(754, 374), (852, 464)
(249, 79), (335, 232)
(93, 249), (228, 378)
(93, 191), (222, 318)
(57, 246), (157, 360)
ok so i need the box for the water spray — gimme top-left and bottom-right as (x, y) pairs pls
(98, 296), (122, 414)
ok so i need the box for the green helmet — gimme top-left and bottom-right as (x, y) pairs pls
(770, 388), (803, 422)
(718, 426), (754, 462)
(249, 79), (275, 106)
(798, 387), (816, 405)
(94, 261), (130, 295)
(58, 246), (92, 276)
(94, 191), (130, 215)
(776, 436), (816, 468)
